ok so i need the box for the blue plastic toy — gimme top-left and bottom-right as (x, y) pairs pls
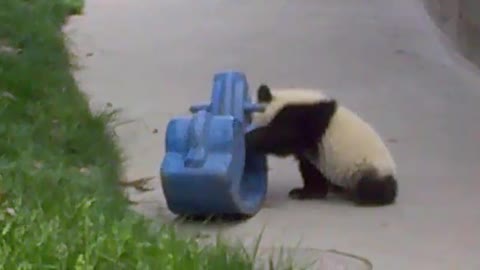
(160, 71), (268, 219)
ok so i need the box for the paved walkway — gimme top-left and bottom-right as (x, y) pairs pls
(66, 0), (480, 269)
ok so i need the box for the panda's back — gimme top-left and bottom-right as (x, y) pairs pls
(317, 106), (396, 189)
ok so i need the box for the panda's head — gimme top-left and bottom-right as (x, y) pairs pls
(252, 84), (334, 127)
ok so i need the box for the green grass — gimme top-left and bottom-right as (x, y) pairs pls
(0, 0), (274, 269)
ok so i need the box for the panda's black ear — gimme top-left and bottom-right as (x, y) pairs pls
(257, 84), (272, 102)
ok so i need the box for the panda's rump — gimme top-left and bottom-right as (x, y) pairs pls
(317, 106), (395, 189)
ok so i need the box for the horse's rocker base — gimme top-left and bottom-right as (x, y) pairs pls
(178, 213), (252, 223)
(160, 71), (267, 220)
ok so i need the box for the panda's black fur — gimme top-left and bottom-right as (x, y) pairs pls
(246, 84), (398, 206)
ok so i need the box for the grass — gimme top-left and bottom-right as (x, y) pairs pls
(0, 0), (293, 269)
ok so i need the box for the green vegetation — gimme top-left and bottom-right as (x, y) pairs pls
(0, 0), (275, 269)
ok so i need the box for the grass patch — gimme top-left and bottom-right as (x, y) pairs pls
(0, 0), (269, 269)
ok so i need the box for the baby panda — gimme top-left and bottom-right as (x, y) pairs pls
(245, 84), (398, 206)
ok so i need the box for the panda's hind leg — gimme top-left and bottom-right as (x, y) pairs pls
(352, 170), (398, 206)
(288, 157), (329, 200)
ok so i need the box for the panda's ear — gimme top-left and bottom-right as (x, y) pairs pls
(257, 84), (272, 102)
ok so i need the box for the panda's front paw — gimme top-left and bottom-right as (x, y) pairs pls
(288, 188), (307, 200)
(288, 188), (327, 200)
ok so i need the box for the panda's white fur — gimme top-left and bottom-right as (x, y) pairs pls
(248, 86), (397, 205)
(318, 104), (396, 189)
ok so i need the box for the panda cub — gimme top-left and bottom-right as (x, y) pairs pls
(245, 84), (398, 206)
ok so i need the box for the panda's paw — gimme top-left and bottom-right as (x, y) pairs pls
(288, 188), (327, 200)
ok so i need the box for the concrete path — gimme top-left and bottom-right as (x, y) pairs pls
(65, 0), (480, 269)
